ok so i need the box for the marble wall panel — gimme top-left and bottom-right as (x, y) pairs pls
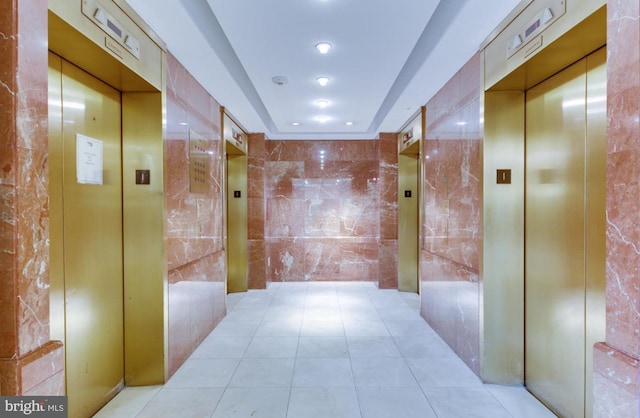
(593, 343), (640, 417)
(420, 250), (480, 374)
(423, 138), (481, 270)
(167, 250), (225, 376)
(248, 133), (266, 241)
(164, 53), (226, 377)
(378, 133), (398, 289)
(593, 0), (640, 413)
(378, 239), (398, 289)
(379, 133), (399, 241)
(420, 53), (482, 376)
(248, 197), (265, 240)
(303, 238), (342, 280)
(248, 239), (266, 289)
(266, 161), (305, 199)
(0, 185), (17, 357)
(0, 0), (64, 396)
(267, 197), (307, 237)
(266, 238), (305, 282)
(265, 140), (381, 282)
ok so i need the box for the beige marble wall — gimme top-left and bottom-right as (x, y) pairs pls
(420, 53), (482, 375)
(0, 0), (64, 396)
(165, 53), (226, 376)
(593, 1), (640, 415)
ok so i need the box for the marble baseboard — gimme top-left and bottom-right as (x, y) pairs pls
(0, 340), (64, 395)
(593, 342), (640, 417)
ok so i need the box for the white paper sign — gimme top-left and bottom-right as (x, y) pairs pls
(76, 134), (103, 185)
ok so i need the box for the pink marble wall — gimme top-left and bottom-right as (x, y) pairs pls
(0, 0), (65, 396)
(420, 53), (482, 375)
(593, 1), (640, 415)
(378, 133), (399, 289)
(248, 133), (267, 289)
(265, 140), (385, 283)
(165, 53), (226, 376)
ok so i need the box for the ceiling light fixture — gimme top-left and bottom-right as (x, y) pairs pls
(316, 100), (329, 108)
(315, 115), (331, 123)
(316, 77), (330, 86)
(272, 75), (289, 86)
(315, 42), (332, 54)
(292, 122), (300, 126)
(345, 122), (353, 126)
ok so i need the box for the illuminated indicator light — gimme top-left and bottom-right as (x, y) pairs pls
(525, 19), (540, 38)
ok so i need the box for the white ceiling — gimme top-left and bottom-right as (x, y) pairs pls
(124, 0), (522, 139)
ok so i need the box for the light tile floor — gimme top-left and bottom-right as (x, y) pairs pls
(94, 282), (557, 418)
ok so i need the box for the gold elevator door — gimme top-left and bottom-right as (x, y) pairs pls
(48, 54), (124, 418)
(525, 47), (606, 418)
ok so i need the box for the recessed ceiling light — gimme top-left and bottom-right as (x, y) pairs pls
(315, 115), (331, 123)
(292, 122), (300, 126)
(456, 121), (467, 126)
(315, 42), (332, 54)
(316, 77), (330, 86)
(316, 100), (329, 108)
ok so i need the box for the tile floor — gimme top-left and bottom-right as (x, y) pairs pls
(94, 282), (557, 418)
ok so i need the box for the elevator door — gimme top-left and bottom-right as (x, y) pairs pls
(525, 47), (606, 418)
(49, 54), (124, 418)
(226, 146), (248, 293)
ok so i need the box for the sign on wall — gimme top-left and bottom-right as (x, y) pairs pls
(76, 134), (103, 185)
(189, 130), (210, 194)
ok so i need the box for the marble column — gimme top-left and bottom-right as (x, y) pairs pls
(0, 0), (64, 395)
(248, 133), (267, 289)
(378, 133), (399, 289)
(593, 1), (640, 416)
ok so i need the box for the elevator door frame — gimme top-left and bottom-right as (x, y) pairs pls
(398, 141), (420, 293)
(226, 143), (248, 293)
(480, 1), (607, 404)
(48, 7), (167, 415)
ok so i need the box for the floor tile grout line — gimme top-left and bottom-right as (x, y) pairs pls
(337, 282), (364, 418)
(130, 387), (162, 418)
(283, 281), (305, 418)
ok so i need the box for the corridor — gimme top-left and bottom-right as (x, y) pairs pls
(94, 282), (555, 418)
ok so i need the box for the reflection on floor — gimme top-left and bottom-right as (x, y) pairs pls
(94, 282), (556, 418)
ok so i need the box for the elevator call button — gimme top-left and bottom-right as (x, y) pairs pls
(136, 170), (151, 185)
(497, 169), (512, 184)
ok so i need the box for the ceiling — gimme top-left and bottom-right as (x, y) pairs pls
(124, 0), (522, 139)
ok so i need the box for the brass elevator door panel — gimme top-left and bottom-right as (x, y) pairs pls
(227, 152), (248, 293)
(54, 58), (124, 417)
(525, 48), (606, 418)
